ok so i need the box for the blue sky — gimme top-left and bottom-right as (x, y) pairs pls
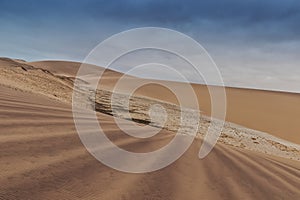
(0, 0), (300, 92)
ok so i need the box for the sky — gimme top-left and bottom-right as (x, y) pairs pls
(0, 0), (300, 92)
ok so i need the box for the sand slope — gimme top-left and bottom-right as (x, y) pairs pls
(0, 85), (300, 200)
(1, 58), (300, 199)
(1, 58), (298, 158)
(27, 60), (300, 144)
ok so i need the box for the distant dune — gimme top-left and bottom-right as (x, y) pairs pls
(28, 59), (300, 144)
(0, 58), (300, 199)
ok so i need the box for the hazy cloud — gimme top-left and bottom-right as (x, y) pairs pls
(0, 0), (299, 92)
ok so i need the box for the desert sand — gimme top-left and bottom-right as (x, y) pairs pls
(29, 60), (300, 144)
(0, 57), (300, 199)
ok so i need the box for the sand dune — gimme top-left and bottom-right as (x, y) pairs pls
(28, 59), (300, 144)
(1, 58), (299, 158)
(0, 85), (300, 199)
(1, 58), (300, 199)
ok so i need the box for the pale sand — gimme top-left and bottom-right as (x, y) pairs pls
(1, 86), (300, 199)
(2, 58), (300, 158)
(29, 59), (300, 144)
(0, 58), (300, 199)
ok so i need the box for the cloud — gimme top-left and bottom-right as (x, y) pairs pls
(84, 0), (300, 40)
(0, 0), (299, 92)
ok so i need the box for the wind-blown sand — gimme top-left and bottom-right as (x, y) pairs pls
(30, 60), (300, 144)
(0, 58), (300, 199)
(1, 85), (300, 199)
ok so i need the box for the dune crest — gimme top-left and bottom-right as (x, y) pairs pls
(28, 59), (300, 144)
(1, 58), (300, 199)
(0, 58), (299, 160)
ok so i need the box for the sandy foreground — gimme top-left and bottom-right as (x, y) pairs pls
(0, 58), (300, 199)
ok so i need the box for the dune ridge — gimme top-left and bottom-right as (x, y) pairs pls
(28, 59), (300, 144)
(1, 57), (300, 199)
(0, 58), (299, 160)
(0, 57), (300, 160)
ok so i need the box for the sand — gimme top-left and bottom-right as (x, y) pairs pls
(1, 85), (300, 199)
(29, 60), (300, 144)
(0, 58), (300, 199)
